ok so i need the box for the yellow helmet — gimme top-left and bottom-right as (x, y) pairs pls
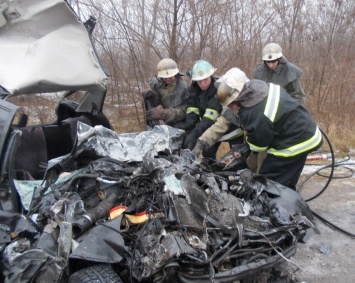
(157, 58), (179, 78)
(216, 78), (245, 107)
(262, 43), (283, 61)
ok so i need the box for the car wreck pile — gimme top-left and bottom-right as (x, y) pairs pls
(0, 124), (316, 283)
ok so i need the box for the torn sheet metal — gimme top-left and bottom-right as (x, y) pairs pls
(0, 122), (318, 283)
(76, 123), (185, 163)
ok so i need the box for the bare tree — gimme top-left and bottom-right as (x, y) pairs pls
(67, 0), (355, 135)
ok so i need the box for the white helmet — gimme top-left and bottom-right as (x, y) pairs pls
(157, 58), (179, 78)
(215, 67), (249, 89)
(191, 60), (216, 81)
(216, 78), (245, 107)
(262, 43), (283, 61)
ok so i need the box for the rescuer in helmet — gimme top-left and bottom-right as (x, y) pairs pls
(174, 60), (222, 159)
(191, 68), (248, 165)
(215, 72), (323, 190)
(143, 58), (190, 127)
(253, 43), (306, 106)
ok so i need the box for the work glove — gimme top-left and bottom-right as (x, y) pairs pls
(173, 113), (199, 131)
(173, 121), (188, 130)
(142, 89), (160, 106)
(146, 105), (169, 120)
(142, 89), (156, 100)
(183, 129), (200, 150)
(192, 139), (209, 157)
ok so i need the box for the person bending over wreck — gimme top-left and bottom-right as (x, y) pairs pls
(143, 58), (190, 126)
(192, 68), (248, 164)
(216, 75), (323, 190)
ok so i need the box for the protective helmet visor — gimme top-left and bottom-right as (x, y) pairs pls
(217, 78), (244, 107)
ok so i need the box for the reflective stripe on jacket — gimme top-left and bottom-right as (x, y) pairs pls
(243, 81), (322, 157)
(268, 127), (322, 157)
(218, 127), (244, 142)
(187, 107), (199, 116)
(203, 108), (219, 122)
(179, 76), (222, 133)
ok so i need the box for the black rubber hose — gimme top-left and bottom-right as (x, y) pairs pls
(316, 163), (355, 179)
(72, 193), (117, 237)
(299, 128), (355, 238)
(301, 127), (335, 202)
(312, 210), (355, 238)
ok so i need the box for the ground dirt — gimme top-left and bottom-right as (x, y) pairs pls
(279, 159), (355, 283)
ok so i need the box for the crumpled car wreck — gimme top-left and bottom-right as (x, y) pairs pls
(0, 0), (317, 282)
(0, 124), (317, 283)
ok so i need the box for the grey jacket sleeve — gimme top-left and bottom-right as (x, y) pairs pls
(198, 115), (231, 147)
(165, 101), (188, 124)
(284, 79), (306, 105)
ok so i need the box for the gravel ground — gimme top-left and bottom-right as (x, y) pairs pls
(282, 159), (355, 283)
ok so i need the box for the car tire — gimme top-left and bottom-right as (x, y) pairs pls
(68, 264), (122, 283)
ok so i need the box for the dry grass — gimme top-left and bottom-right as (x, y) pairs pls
(306, 99), (355, 157)
(316, 119), (355, 158)
(14, 94), (354, 159)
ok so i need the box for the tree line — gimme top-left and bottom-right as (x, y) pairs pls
(68, 0), (355, 139)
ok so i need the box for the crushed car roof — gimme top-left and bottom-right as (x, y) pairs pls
(0, 0), (108, 95)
